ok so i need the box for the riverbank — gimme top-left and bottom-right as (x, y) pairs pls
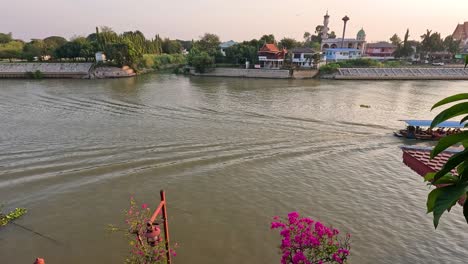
(190, 67), (319, 79)
(0, 63), (136, 79)
(325, 67), (468, 80)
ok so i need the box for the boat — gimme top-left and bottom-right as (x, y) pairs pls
(394, 120), (466, 140)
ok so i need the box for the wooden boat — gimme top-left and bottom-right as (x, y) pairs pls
(394, 120), (466, 141)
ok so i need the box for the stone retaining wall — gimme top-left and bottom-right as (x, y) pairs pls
(191, 68), (291, 79)
(292, 69), (319, 79)
(0, 63), (93, 78)
(89, 66), (136, 79)
(334, 67), (468, 80)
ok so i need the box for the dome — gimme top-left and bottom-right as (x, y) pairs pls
(357, 28), (366, 40)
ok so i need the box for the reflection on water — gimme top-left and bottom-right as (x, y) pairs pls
(0, 75), (467, 264)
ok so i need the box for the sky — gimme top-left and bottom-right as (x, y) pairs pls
(2, 0), (468, 43)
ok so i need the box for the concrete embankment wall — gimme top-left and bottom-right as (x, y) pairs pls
(0, 63), (93, 78)
(191, 68), (291, 79)
(333, 67), (468, 80)
(89, 66), (136, 79)
(292, 69), (319, 79)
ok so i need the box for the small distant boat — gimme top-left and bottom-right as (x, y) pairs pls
(394, 120), (466, 141)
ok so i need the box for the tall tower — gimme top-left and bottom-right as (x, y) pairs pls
(341, 15), (350, 48)
(322, 11), (330, 40)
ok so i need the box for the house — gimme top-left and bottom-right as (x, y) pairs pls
(257, 43), (287, 69)
(291, 48), (316, 68)
(219, 40), (238, 56)
(364, 42), (397, 60)
(324, 48), (362, 61)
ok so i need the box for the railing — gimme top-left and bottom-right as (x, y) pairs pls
(136, 190), (172, 264)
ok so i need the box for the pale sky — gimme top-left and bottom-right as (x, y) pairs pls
(2, 0), (467, 43)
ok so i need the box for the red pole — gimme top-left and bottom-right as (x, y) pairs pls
(160, 190), (171, 264)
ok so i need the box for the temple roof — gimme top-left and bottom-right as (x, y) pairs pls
(260, 43), (280, 52)
(452, 22), (468, 41)
(401, 146), (460, 177)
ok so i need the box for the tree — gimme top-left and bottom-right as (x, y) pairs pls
(43, 36), (67, 57)
(329, 31), (337, 39)
(303, 32), (311, 42)
(22, 39), (46, 61)
(259, 34), (275, 44)
(278, 38), (300, 50)
(390, 34), (401, 46)
(162, 38), (182, 54)
(187, 48), (214, 73)
(424, 93), (468, 228)
(194, 33), (221, 57)
(420, 30), (444, 53)
(443, 36), (461, 54)
(394, 29), (413, 58)
(0, 41), (24, 61)
(224, 41), (259, 65)
(0, 32), (12, 44)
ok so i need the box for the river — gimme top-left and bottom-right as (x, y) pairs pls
(0, 75), (467, 263)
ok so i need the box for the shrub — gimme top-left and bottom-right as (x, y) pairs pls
(109, 197), (177, 264)
(271, 212), (351, 264)
(319, 63), (340, 74)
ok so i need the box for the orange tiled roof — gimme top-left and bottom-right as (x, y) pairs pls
(452, 22), (468, 41)
(260, 43), (280, 53)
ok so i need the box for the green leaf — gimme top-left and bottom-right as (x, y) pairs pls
(424, 172), (436, 182)
(433, 174), (459, 185)
(464, 193), (468, 224)
(431, 102), (468, 128)
(431, 93), (468, 110)
(432, 183), (468, 228)
(433, 149), (468, 183)
(431, 131), (468, 158)
(427, 188), (443, 213)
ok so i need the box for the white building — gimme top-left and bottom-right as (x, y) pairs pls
(324, 48), (362, 61)
(291, 48), (316, 68)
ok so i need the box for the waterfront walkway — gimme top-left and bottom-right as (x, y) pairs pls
(335, 67), (468, 80)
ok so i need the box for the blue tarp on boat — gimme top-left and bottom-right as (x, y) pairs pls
(403, 120), (466, 128)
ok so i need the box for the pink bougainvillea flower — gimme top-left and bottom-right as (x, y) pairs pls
(141, 203), (148, 209)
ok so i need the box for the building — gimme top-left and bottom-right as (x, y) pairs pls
(452, 22), (468, 55)
(219, 40), (238, 56)
(95, 52), (106, 62)
(320, 11), (366, 55)
(291, 48), (316, 68)
(364, 42), (397, 60)
(257, 43), (287, 69)
(324, 48), (362, 61)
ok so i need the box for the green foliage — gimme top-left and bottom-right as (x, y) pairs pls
(319, 63), (340, 74)
(26, 70), (44, 79)
(420, 30), (445, 53)
(278, 38), (301, 50)
(390, 34), (401, 46)
(187, 49), (214, 73)
(1, 205), (27, 226)
(193, 33), (221, 57)
(22, 39), (46, 61)
(336, 58), (383, 68)
(43, 36), (67, 57)
(224, 42), (259, 65)
(140, 54), (186, 70)
(443, 36), (461, 55)
(0, 41), (24, 61)
(259, 34), (275, 44)
(394, 29), (414, 58)
(161, 38), (182, 54)
(0, 32), (13, 44)
(425, 93), (468, 228)
(465, 55), (468, 69)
